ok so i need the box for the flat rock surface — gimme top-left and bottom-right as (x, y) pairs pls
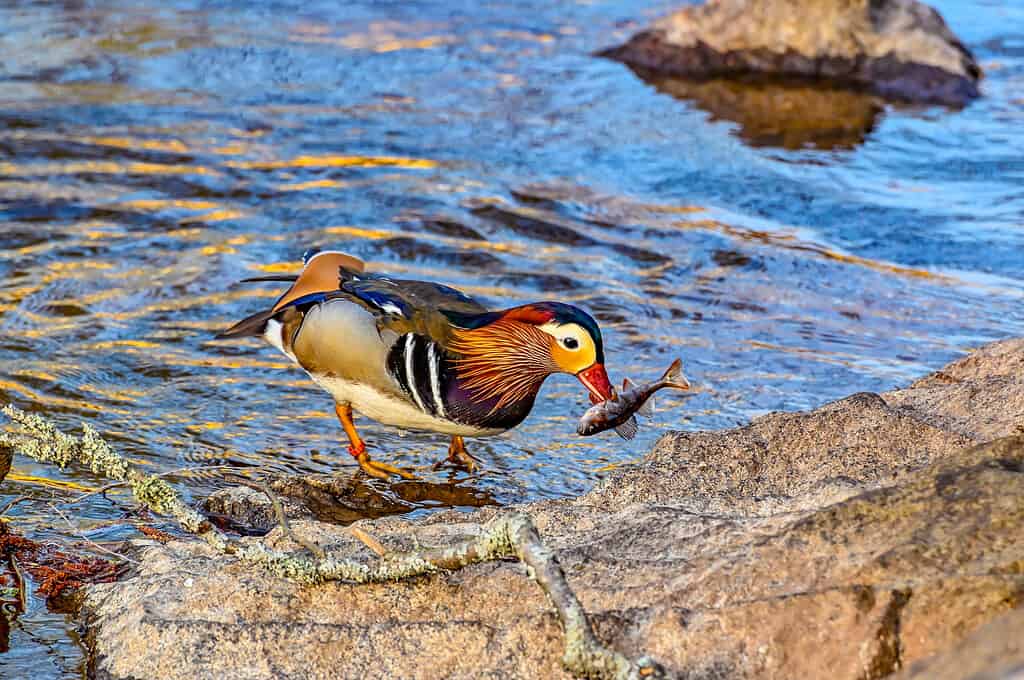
(83, 339), (1024, 679)
(601, 0), (981, 105)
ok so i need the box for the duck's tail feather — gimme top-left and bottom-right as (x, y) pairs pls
(217, 250), (366, 340)
(216, 307), (277, 339)
(239, 274), (299, 283)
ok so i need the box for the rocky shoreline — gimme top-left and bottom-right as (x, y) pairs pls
(600, 0), (982, 107)
(82, 339), (1024, 679)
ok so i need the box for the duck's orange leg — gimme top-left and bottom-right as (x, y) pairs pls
(334, 403), (413, 480)
(433, 435), (480, 473)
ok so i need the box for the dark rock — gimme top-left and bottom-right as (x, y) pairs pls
(82, 338), (1024, 679)
(0, 445), (10, 485)
(601, 0), (981, 107)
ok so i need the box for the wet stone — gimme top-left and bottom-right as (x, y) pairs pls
(83, 338), (1024, 679)
(600, 0), (982, 107)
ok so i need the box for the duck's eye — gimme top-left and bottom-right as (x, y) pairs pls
(561, 337), (580, 350)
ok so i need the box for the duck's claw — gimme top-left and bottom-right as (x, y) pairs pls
(434, 436), (480, 473)
(349, 445), (414, 480)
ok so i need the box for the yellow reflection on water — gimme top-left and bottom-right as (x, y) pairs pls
(183, 210), (247, 224)
(87, 340), (161, 351)
(279, 179), (352, 192)
(252, 262), (299, 274)
(298, 33), (457, 52)
(674, 217), (948, 282)
(493, 30), (555, 43)
(0, 160), (219, 177)
(323, 225), (394, 239)
(78, 383), (147, 404)
(118, 198), (220, 211)
(4, 473), (96, 493)
(225, 154), (437, 170)
(78, 136), (189, 154)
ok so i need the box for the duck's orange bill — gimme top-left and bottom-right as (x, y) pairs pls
(577, 363), (615, 404)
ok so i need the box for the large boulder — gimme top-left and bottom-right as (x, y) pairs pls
(600, 0), (982, 106)
(82, 338), (1024, 679)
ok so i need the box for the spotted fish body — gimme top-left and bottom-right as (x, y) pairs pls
(576, 359), (690, 440)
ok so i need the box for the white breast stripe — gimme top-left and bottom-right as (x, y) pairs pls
(404, 335), (427, 413)
(428, 341), (446, 419)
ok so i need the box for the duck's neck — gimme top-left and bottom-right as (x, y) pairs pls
(442, 320), (555, 429)
(444, 376), (544, 430)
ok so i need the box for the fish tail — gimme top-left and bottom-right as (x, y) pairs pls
(660, 358), (691, 391)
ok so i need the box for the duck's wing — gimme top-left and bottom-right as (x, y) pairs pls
(218, 251), (491, 388)
(339, 275), (489, 346)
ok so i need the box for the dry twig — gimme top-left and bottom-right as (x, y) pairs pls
(48, 503), (138, 566)
(230, 476), (326, 560)
(349, 526), (387, 557)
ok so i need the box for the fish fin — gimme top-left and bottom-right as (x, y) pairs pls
(661, 358), (691, 391)
(637, 395), (655, 417)
(614, 416), (638, 440)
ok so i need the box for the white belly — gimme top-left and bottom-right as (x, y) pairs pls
(312, 375), (500, 437)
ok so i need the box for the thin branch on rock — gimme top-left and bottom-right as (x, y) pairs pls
(232, 476), (326, 560)
(48, 503), (139, 566)
(350, 526), (387, 557)
(0, 405), (665, 680)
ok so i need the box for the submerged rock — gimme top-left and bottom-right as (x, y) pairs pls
(82, 339), (1024, 679)
(601, 0), (982, 106)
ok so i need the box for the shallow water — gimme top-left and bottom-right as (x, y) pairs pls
(1, 0), (1023, 675)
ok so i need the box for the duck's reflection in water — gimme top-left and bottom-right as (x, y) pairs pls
(207, 473), (499, 532)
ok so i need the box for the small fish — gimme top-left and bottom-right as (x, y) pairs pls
(576, 359), (691, 440)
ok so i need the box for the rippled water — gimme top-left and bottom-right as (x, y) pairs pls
(1, 0), (1023, 675)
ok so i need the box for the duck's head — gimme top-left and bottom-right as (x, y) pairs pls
(512, 302), (614, 403)
(447, 301), (615, 408)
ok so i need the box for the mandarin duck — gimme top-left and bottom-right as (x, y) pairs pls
(217, 250), (616, 478)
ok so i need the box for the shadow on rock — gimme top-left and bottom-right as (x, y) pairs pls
(205, 474), (499, 531)
(636, 68), (884, 149)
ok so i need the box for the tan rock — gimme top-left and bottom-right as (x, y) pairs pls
(894, 607), (1024, 680)
(600, 0), (981, 106)
(83, 339), (1024, 679)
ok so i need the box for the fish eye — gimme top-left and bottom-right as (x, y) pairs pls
(561, 337), (580, 350)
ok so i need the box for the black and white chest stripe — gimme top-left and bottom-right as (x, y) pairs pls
(386, 334), (450, 420)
